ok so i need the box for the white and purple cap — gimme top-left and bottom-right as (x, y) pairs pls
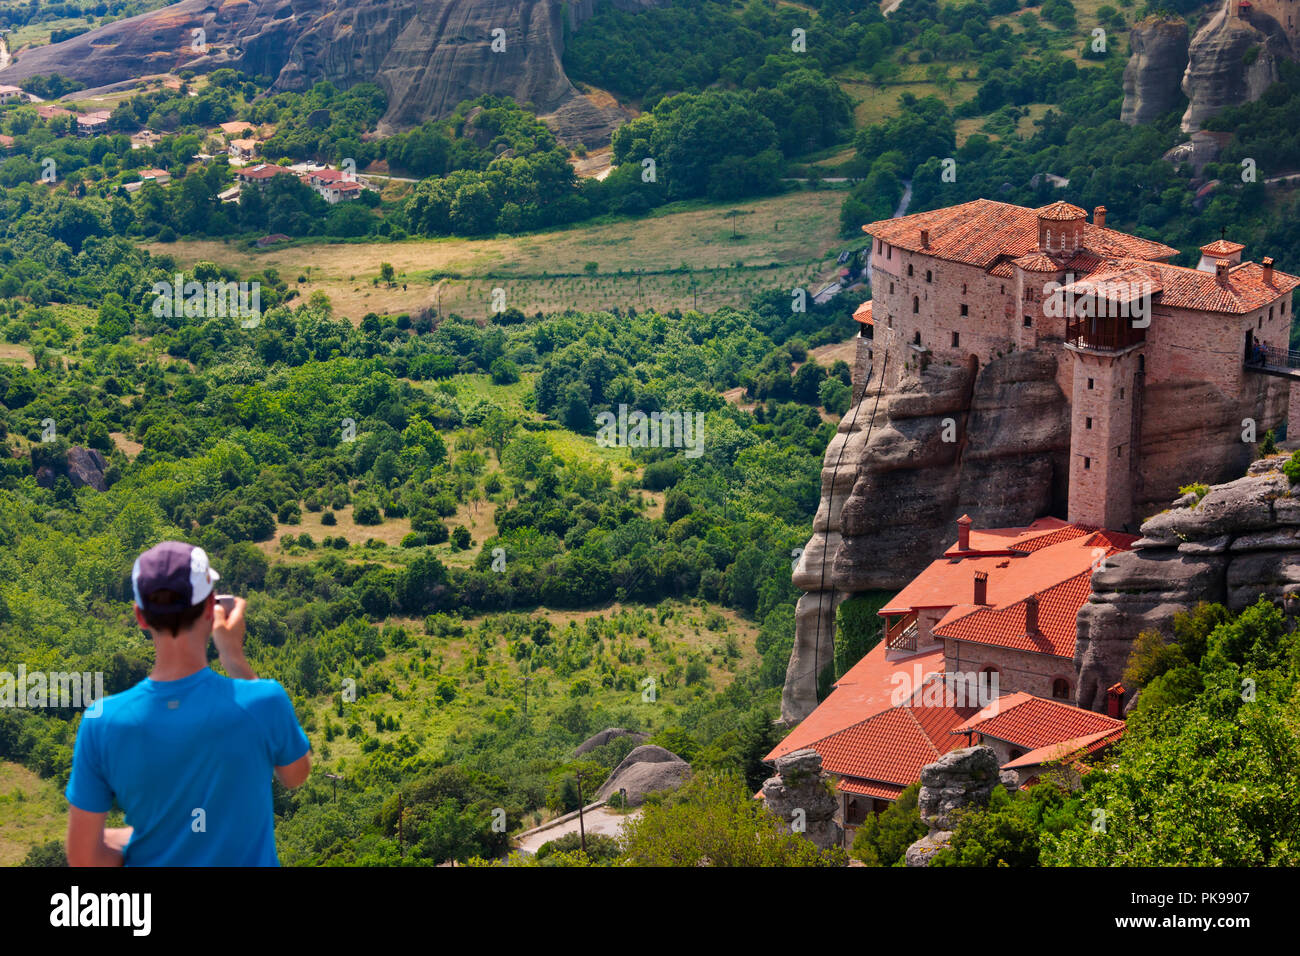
(131, 541), (220, 614)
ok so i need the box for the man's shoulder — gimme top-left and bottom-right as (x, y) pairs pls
(225, 675), (293, 711)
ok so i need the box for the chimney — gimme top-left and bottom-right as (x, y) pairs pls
(957, 514), (972, 551)
(1107, 681), (1125, 719)
(920, 228), (930, 249)
(1263, 256), (1275, 284)
(1093, 205), (1106, 228)
(1024, 594), (1039, 634)
(1215, 259), (1230, 285)
(973, 570), (988, 606)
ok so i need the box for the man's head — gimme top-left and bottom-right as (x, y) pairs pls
(132, 541), (220, 639)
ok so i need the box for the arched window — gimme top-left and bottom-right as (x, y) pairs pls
(914, 331), (921, 345)
(912, 296), (919, 314)
(1052, 678), (1071, 700)
(908, 264), (914, 277)
(926, 270), (932, 283)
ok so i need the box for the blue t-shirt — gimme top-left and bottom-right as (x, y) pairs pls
(65, 666), (310, 867)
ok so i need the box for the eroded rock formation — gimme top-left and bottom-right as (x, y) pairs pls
(0, 0), (659, 145)
(760, 748), (842, 851)
(782, 351), (1071, 723)
(595, 744), (690, 806)
(1076, 457), (1300, 711)
(1180, 2), (1293, 131)
(904, 746), (1017, 866)
(1121, 17), (1189, 125)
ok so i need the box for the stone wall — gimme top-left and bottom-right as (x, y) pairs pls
(944, 640), (1075, 702)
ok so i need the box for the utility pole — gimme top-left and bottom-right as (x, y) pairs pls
(325, 771), (341, 803)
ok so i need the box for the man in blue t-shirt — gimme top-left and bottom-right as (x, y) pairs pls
(66, 541), (311, 866)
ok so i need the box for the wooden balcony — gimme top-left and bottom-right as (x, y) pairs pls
(1065, 315), (1146, 352)
(885, 613), (919, 652)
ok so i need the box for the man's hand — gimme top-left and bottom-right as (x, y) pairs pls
(213, 597), (257, 680)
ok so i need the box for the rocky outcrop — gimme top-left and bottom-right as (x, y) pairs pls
(760, 748), (842, 851)
(574, 727), (648, 756)
(595, 744), (689, 806)
(1122, 18), (1190, 125)
(1181, 3), (1293, 131)
(35, 445), (108, 492)
(783, 351), (1071, 722)
(904, 746), (1017, 866)
(1075, 457), (1300, 711)
(0, 0), (660, 145)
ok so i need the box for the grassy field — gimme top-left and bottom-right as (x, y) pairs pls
(0, 761), (66, 865)
(147, 189), (850, 323)
(296, 598), (762, 830)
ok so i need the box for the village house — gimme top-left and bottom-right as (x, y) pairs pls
(857, 199), (1300, 530)
(36, 104), (73, 122)
(75, 111), (111, 137)
(124, 169), (172, 193)
(228, 138), (258, 163)
(0, 84), (27, 105)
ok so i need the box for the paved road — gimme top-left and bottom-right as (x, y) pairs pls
(514, 806), (641, 854)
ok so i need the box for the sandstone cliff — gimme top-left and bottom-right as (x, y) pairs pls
(1121, 17), (1189, 126)
(1181, 3), (1293, 131)
(1076, 456), (1300, 712)
(782, 351), (1071, 723)
(0, 0), (658, 145)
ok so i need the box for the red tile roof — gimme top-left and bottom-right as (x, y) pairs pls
(1036, 200), (1087, 221)
(765, 642), (944, 762)
(812, 686), (980, 787)
(1001, 726), (1124, 770)
(1200, 239), (1244, 257)
(853, 300), (873, 325)
(931, 529), (1136, 658)
(1058, 259), (1300, 315)
(884, 521), (1130, 617)
(835, 778), (905, 800)
(863, 199), (1177, 270)
(955, 694), (1124, 750)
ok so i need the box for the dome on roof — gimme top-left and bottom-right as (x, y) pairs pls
(1013, 252), (1064, 273)
(1035, 201), (1087, 221)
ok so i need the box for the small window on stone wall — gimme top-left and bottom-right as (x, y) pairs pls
(952, 331), (960, 347)
(1087, 378), (1094, 389)
(1086, 417), (1092, 429)
(961, 304), (968, 316)
(908, 264), (914, 277)
(913, 296), (919, 314)
(1084, 457), (1091, 469)
(1023, 315), (1032, 328)
(1052, 678), (1071, 700)
(914, 331), (921, 345)
(926, 270), (932, 283)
